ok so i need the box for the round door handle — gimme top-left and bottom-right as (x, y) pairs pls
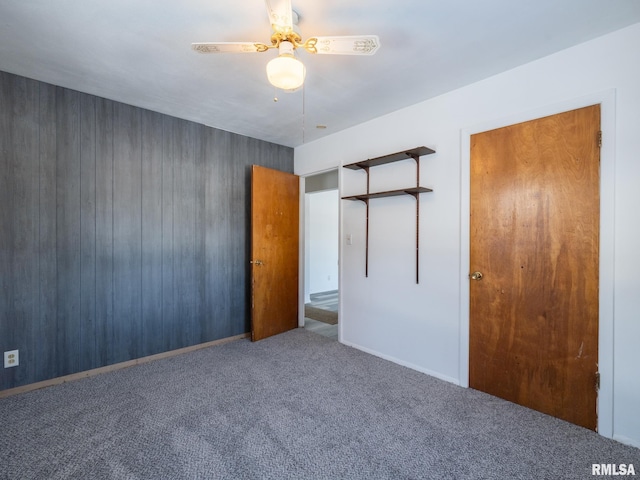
(470, 271), (483, 281)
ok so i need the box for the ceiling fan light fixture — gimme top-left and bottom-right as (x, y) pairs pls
(266, 41), (306, 91)
(193, 4), (381, 92)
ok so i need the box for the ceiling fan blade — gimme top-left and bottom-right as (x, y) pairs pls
(192, 42), (270, 54)
(304, 35), (381, 55)
(265, 0), (293, 34)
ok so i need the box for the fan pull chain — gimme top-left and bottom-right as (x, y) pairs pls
(302, 82), (306, 144)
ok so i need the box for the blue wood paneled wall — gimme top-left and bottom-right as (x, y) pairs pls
(0, 71), (293, 390)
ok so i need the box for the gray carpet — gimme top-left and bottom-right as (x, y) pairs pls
(1, 329), (638, 479)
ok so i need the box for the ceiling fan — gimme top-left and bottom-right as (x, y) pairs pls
(192, 0), (381, 91)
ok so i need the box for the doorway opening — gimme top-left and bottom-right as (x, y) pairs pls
(303, 170), (339, 340)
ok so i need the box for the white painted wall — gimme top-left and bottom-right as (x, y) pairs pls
(306, 190), (339, 296)
(294, 23), (640, 448)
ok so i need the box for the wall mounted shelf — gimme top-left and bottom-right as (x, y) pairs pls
(341, 186), (433, 202)
(342, 146), (435, 283)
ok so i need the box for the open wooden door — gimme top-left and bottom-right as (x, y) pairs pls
(469, 105), (601, 430)
(251, 165), (299, 341)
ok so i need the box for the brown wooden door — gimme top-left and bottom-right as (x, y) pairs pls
(469, 105), (601, 430)
(251, 165), (299, 341)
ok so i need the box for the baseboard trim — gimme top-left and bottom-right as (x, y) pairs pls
(612, 434), (640, 449)
(0, 333), (249, 399)
(340, 339), (460, 386)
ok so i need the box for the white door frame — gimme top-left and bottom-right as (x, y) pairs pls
(297, 168), (342, 342)
(459, 89), (616, 438)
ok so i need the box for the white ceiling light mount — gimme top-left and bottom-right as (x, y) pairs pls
(192, 0), (380, 91)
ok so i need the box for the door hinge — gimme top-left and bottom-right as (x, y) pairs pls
(597, 131), (602, 148)
(595, 372), (601, 391)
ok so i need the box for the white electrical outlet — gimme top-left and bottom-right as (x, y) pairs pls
(4, 350), (19, 368)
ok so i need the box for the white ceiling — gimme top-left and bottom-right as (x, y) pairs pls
(1, 1), (640, 148)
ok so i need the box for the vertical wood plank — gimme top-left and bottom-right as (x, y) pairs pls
(55, 86), (82, 376)
(0, 72), (17, 389)
(20, 79), (41, 387)
(194, 124), (207, 344)
(0, 74), (10, 380)
(141, 110), (164, 356)
(112, 103), (143, 363)
(161, 116), (175, 353)
(0, 73), (40, 388)
(233, 134), (252, 335)
(37, 81), (59, 383)
(79, 93), (97, 370)
(173, 119), (198, 349)
(205, 128), (236, 339)
(95, 98), (114, 366)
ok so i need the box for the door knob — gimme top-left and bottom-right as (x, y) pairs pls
(470, 271), (483, 281)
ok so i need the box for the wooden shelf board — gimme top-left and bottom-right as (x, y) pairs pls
(342, 186), (433, 201)
(343, 146), (435, 170)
